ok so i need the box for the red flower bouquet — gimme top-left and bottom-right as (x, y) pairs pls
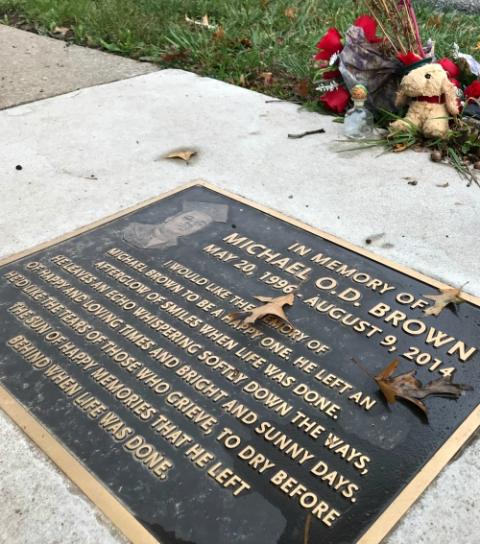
(319, 86), (350, 114)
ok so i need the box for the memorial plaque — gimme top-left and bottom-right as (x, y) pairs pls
(1, 181), (480, 544)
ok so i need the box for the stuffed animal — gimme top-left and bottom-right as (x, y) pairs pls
(389, 62), (459, 139)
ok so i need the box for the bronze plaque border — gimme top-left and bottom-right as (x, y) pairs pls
(0, 179), (479, 544)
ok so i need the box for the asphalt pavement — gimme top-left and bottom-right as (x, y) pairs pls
(422, 0), (480, 13)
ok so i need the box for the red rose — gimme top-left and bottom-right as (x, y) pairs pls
(465, 80), (480, 101)
(315, 28), (342, 61)
(450, 78), (461, 88)
(354, 15), (382, 43)
(320, 86), (350, 114)
(438, 58), (460, 79)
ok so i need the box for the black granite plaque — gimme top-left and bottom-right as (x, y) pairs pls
(1, 182), (479, 544)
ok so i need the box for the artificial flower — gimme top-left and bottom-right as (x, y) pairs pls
(438, 58), (460, 79)
(397, 51), (423, 66)
(320, 85), (350, 114)
(354, 15), (382, 43)
(465, 80), (480, 101)
(323, 69), (341, 80)
(315, 28), (343, 61)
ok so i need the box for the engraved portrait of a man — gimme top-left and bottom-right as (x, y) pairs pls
(123, 201), (228, 250)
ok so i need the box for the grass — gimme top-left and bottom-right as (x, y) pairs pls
(1, 0), (480, 106)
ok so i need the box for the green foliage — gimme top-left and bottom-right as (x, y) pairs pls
(1, 0), (480, 103)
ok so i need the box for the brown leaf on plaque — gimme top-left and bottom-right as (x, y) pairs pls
(374, 359), (471, 415)
(230, 293), (295, 327)
(424, 285), (466, 316)
(165, 150), (197, 163)
(284, 7), (297, 19)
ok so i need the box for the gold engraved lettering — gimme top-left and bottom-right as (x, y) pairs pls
(269, 470), (341, 526)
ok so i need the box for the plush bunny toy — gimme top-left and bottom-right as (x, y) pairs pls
(390, 62), (459, 139)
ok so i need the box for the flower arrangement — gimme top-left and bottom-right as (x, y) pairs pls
(314, 16), (383, 114)
(313, 1), (480, 184)
(314, 6), (480, 116)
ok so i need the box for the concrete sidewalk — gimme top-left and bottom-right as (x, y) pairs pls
(0, 25), (157, 109)
(0, 65), (479, 544)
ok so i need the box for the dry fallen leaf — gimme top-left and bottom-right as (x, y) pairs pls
(239, 37), (253, 48)
(393, 143), (408, 153)
(165, 150), (197, 164)
(293, 80), (310, 98)
(161, 48), (190, 63)
(426, 14), (443, 29)
(230, 293), (295, 327)
(185, 14), (217, 30)
(284, 7), (297, 19)
(424, 285), (466, 316)
(375, 359), (471, 415)
(260, 71), (273, 86)
(213, 26), (225, 41)
(53, 26), (70, 37)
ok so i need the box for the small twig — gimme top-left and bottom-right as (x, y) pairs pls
(266, 98), (303, 105)
(288, 129), (325, 139)
(352, 357), (375, 379)
(303, 513), (312, 544)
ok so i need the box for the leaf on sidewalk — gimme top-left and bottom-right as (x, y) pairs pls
(165, 150), (197, 164)
(424, 284), (467, 316)
(229, 293), (295, 327)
